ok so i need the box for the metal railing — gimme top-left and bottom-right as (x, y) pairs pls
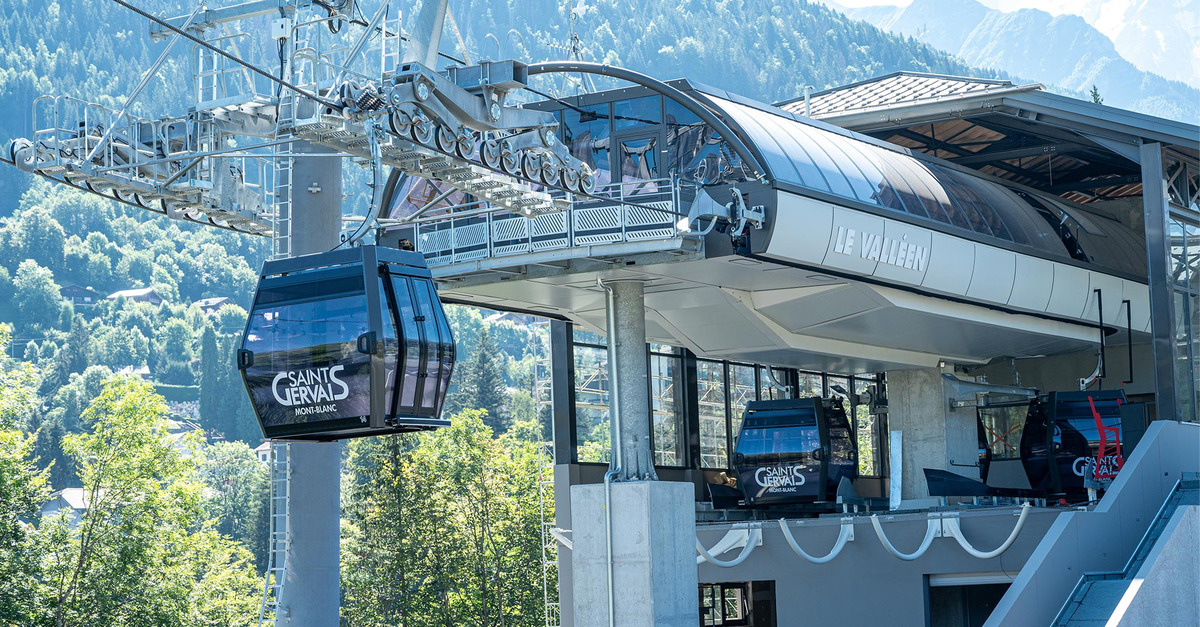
(410, 178), (687, 267)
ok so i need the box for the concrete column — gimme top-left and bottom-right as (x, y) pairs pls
(277, 141), (343, 625)
(603, 279), (656, 480)
(571, 482), (698, 626)
(886, 367), (977, 502)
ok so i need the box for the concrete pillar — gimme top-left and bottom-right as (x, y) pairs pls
(570, 482), (698, 626)
(602, 279), (656, 480)
(886, 367), (978, 502)
(277, 142), (343, 625)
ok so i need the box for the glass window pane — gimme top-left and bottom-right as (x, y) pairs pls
(854, 377), (879, 476)
(613, 95), (660, 131)
(814, 130), (885, 203)
(243, 290), (371, 428)
(650, 353), (685, 466)
(828, 135), (910, 214)
(698, 360), (728, 469)
(433, 288), (455, 416)
(618, 136), (661, 196)
(729, 364), (757, 445)
(573, 329), (606, 346)
(717, 101), (803, 185)
(797, 372), (823, 397)
(412, 280), (443, 412)
(379, 278), (398, 416)
(665, 100), (754, 188)
(574, 344), (610, 463)
(561, 103), (612, 189)
(745, 109), (835, 195)
(390, 277), (421, 411)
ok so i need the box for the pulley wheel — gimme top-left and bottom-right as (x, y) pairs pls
(134, 193), (155, 209)
(435, 124), (457, 154)
(578, 172), (596, 195)
(539, 159), (560, 187)
(520, 152), (542, 181)
(479, 139), (502, 170)
(560, 167), (581, 193)
(454, 133), (475, 159)
(9, 138), (36, 172)
(388, 109), (412, 137)
(410, 116), (433, 146)
(498, 143), (520, 175)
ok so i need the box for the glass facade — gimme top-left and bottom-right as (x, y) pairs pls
(1169, 212), (1200, 418)
(569, 328), (886, 474)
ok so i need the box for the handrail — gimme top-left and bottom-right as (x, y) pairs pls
(942, 503), (1031, 559)
(696, 527), (761, 568)
(778, 518), (854, 564)
(870, 515), (939, 561)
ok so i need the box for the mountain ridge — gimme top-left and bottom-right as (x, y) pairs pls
(834, 0), (1198, 123)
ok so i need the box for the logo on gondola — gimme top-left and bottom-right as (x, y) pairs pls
(1073, 455), (1122, 478)
(754, 465), (806, 489)
(272, 366), (349, 412)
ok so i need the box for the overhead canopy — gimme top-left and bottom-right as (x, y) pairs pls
(691, 90), (1148, 279)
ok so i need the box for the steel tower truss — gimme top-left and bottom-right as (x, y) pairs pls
(7, 0), (596, 243)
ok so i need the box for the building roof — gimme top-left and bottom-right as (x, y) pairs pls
(106, 287), (162, 301)
(193, 296), (233, 308)
(52, 488), (92, 510)
(779, 72), (1035, 118)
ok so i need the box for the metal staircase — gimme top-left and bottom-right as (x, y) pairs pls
(258, 442), (292, 626)
(1054, 473), (1200, 625)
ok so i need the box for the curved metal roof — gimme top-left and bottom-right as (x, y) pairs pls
(697, 93), (1147, 278)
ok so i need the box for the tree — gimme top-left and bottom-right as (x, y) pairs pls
(198, 323), (220, 434)
(1090, 84), (1103, 104)
(37, 377), (260, 626)
(0, 429), (48, 624)
(196, 441), (269, 571)
(153, 318), (196, 385)
(343, 410), (550, 626)
(457, 328), (509, 433)
(13, 259), (61, 334)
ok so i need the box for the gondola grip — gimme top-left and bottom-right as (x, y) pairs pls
(357, 331), (377, 355)
(236, 348), (253, 370)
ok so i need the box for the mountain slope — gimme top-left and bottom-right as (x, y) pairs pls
(839, 0), (1199, 122)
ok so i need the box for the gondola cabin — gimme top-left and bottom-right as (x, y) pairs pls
(238, 246), (455, 440)
(732, 398), (858, 507)
(978, 390), (1140, 500)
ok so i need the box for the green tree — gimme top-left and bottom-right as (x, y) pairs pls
(13, 259), (61, 334)
(0, 428), (49, 624)
(37, 377), (260, 626)
(153, 318), (196, 385)
(197, 441), (269, 571)
(455, 328), (509, 433)
(1090, 84), (1103, 104)
(198, 323), (221, 434)
(343, 410), (551, 626)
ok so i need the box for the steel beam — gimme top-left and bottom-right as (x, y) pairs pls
(1140, 142), (1180, 418)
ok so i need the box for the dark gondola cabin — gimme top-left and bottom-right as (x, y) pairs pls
(238, 246), (455, 440)
(979, 390), (1135, 500)
(732, 398), (858, 507)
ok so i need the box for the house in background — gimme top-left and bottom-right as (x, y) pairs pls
(40, 488), (94, 528)
(59, 284), (102, 308)
(254, 441), (272, 464)
(106, 287), (164, 305)
(193, 296), (234, 315)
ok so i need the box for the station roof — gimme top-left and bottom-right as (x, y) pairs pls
(778, 72), (1200, 207)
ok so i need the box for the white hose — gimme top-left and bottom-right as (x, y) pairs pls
(871, 515), (939, 561)
(696, 528), (761, 568)
(943, 503), (1031, 559)
(778, 519), (854, 564)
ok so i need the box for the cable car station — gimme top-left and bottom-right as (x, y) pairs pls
(4, 2), (1198, 625)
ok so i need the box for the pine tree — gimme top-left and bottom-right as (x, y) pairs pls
(198, 323), (220, 436)
(1090, 84), (1103, 104)
(470, 328), (509, 433)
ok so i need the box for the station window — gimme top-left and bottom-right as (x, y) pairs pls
(698, 360), (729, 469)
(573, 337), (610, 464)
(651, 346), (686, 467)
